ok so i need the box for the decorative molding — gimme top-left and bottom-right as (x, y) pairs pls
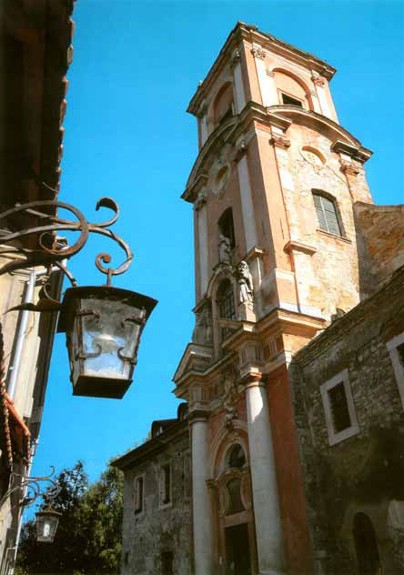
(194, 189), (207, 211)
(340, 161), (360, 176)
(266, 70), (275, 78)
(196, 104), (207, 119)
(284, 240), (317, 256)
(269, 134), (291, 149)
(231, 49), (241, 67)
(331, 140), (372, 164)
(311, 70), (325, 86)
(251, 45), (266, 60)
(234, 140), (248, 162)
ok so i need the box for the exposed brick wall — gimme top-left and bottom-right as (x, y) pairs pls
(354, 202), (404, 295)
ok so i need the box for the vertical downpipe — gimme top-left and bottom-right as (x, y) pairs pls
(7, 270), (37, 401)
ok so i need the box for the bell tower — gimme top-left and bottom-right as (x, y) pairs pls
(174, 22), (374, 575)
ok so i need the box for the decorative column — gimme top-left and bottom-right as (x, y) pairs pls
(190, 410), (214, 575)
(194, 190), (209, 299)
(244, 375), (284, 575)
(311, 71), (331, 118)
(235, 144), (257, 253)
(231, 49), (246, 113)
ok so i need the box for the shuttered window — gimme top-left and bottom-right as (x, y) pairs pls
(313, 192), (341, 236)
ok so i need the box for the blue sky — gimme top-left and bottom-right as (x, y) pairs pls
(30, 0), (404, 492)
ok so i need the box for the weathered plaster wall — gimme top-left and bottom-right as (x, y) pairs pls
(120, 431), (192, 575)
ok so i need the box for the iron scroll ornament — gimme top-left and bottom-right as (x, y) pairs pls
(0, 467), (60, 509)
(0, 196), (133, 289)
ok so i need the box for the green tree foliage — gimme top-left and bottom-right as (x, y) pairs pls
(16, 461), (123, 574)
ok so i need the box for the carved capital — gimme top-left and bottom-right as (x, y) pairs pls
(269, 135), (291, 149)
(231, 49), (241, 67)
(251, 46), (266, 60)
(340, 161), (360, 176)
(234, 140), (248, 162)
(194, 190), (207, 211)
(196, 104), (207, 119)
(311, 71), (325, 86)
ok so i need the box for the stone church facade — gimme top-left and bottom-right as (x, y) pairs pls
(114, 22), (404, 574)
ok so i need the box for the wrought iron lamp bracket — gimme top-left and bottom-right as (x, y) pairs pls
(0, 195), (133, 296)
(0, 466), (60, 510)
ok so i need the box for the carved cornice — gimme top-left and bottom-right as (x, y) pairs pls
(331, 140), (372, 164)
(182, 172), (209, 204)
(187, 22), (335, 117)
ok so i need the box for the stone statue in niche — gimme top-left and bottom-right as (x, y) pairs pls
(192, 306), (212, 345)
(236, 261), (253, 304)
(218, 234), (232, 264)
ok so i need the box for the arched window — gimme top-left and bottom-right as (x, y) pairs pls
(218, 279), (235, 320)
(274, 70), (312, 109)
(312, 191), (342, 236)
(218, 207), (235, 249)
(213, 83), (234, 125)
(227, 444), (246, 469)
(353, 513), (381, 575)
(217, 279), (236, 340)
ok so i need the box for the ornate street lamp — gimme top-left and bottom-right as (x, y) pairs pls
(58, 286), (156, 398)
(0, 468), (61, 543)
(35, 507), (62, 543)
(0, 193), (157, 399)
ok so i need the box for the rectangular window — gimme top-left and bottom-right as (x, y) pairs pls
(134, 476), (144, 514)
(160, 463), (171, 506)
(328, 382), (351, 433)
(387, 332), (404, 408)
(320, 369), (359, 445)
(313, 192), (342, 236)
(281, 93), (303, 107)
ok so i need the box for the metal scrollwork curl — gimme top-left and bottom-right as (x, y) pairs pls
(0, 194), (133, 288)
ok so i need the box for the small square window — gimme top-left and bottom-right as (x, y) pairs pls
(387, 332), (404, 408)
(320, 369), (359, 445)
(281, 93), (303, 107)
(134, 475), (144, 514)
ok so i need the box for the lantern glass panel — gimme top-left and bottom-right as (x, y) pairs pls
(36, 510), (61, 543)
(80, 298), (142, 380)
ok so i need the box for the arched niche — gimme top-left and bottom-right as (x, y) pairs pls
(212, 82), (234, 125)
(273, 68), (312, 110)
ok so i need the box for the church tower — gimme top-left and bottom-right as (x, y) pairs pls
(174, 22), (373, 575)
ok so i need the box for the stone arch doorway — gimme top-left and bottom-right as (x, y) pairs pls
(212, 442), (256, 574)
(353, 512), (382, 575)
